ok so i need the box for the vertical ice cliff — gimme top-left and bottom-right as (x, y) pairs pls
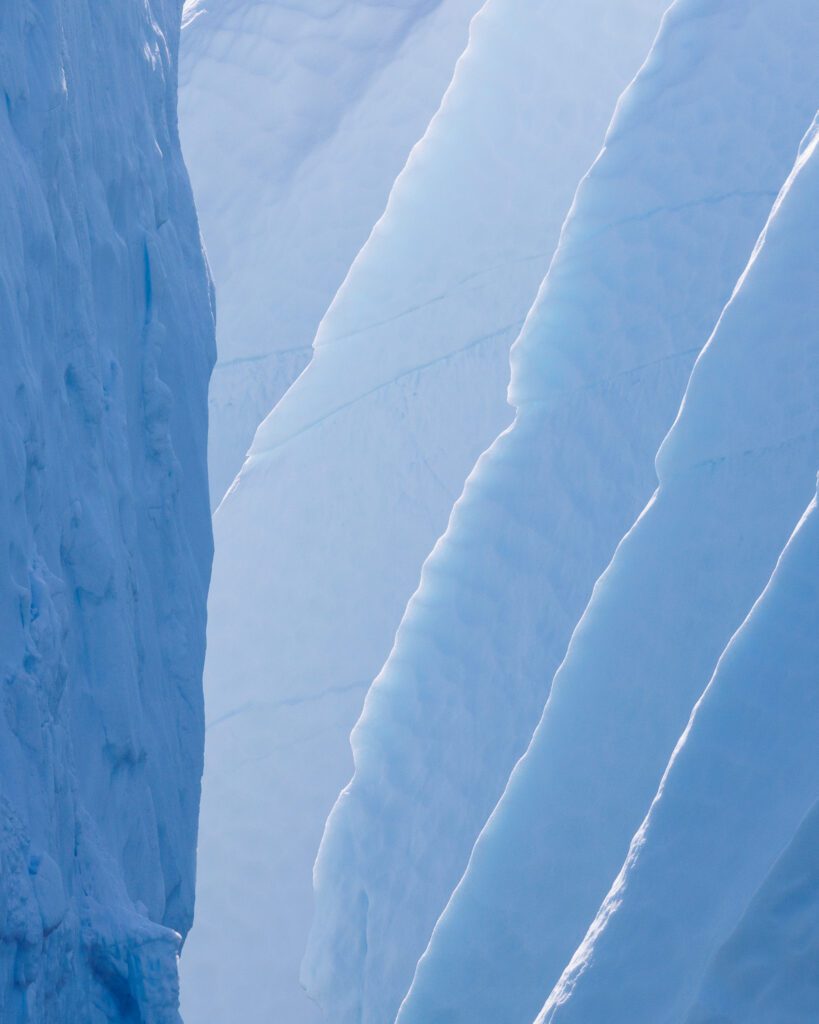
(0, 1), (213, 1021)
(178, 0), (484, 505)
(305, 4), (819, 1024)
(179, 0), (667, 1021)
(534, 112), (819, 1024)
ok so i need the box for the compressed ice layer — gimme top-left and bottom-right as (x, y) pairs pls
(181, 1), (668, 1022)
(308, 5), (819, 1024)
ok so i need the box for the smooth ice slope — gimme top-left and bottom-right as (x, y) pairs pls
(307, 5), (819, 1024)
(540, 487), (819, 1024)
(0, 1), (213, 1021)
(536, 113), (819, 1024)
(393, 27), (819, 1024)
(179, 0), (483, 504)
(686, 796), (819, 1024)
(538, 130), (819, 1018)
(434, 104), (819, 1024)
(180, 1), (668, 1022)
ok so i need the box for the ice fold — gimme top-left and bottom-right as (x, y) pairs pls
(181, 0), (668, 1021)
(306, 5), (819, 1024)
(178, 0), (484, 505)
(536, 111), (819, 1024)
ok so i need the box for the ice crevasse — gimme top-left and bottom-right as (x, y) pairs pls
(178, 0), (669, 1021)
(0, 1), (213, 1022)
(305, 4), (819, 1024)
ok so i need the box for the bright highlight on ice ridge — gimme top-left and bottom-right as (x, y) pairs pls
(1, 1), (817, 1023)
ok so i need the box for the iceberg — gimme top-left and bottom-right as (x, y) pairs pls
(307, 5), (819, 1024)
(180, 0), (667, 1021)
(536, 112), (819, 1024)
(0, 1), (213, 1020)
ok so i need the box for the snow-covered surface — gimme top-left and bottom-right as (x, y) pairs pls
(306, 5), (819, 1024)
(0, 1), (213, 1021)
(178, 0), (484, 505)
(179, 1), (668, 1021)
(536, 111), (819, 1024)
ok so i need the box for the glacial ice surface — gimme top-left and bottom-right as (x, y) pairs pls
(180, 0), (667, 1022)
(307, 5), (819, 1024)
(0, 1), (213, 1020)
(536, 111), (819, 1024)
(686, 795), (819, 1024)
(178, 0), (484, 504)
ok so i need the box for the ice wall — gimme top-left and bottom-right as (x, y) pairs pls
(0, 1), (214, 1020)
(178, 0), (484, 505)
(536, 111), (819, 1024)
(306, 4), (819, 1024)
(686, 796), (819, 1024)
(180, 0), (667, 1021)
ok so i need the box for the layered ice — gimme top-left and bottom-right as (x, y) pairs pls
(178, 0), (484, 504)
(542, 497), (819, 1024)
(306, 4), (819, 1024)
(535, 112), (819, 1024)
(0, 1), (213, 1021)
(179, 0), (668, 1021)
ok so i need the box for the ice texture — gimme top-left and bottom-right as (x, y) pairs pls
(179, 1), (668, 1022)
(535, 112), (819, 1024)
(178, 0), (484, 505)
(0, 1), (213, 1021)
(306, 4), (819, 1024)
(686, 796), (819, 1024)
